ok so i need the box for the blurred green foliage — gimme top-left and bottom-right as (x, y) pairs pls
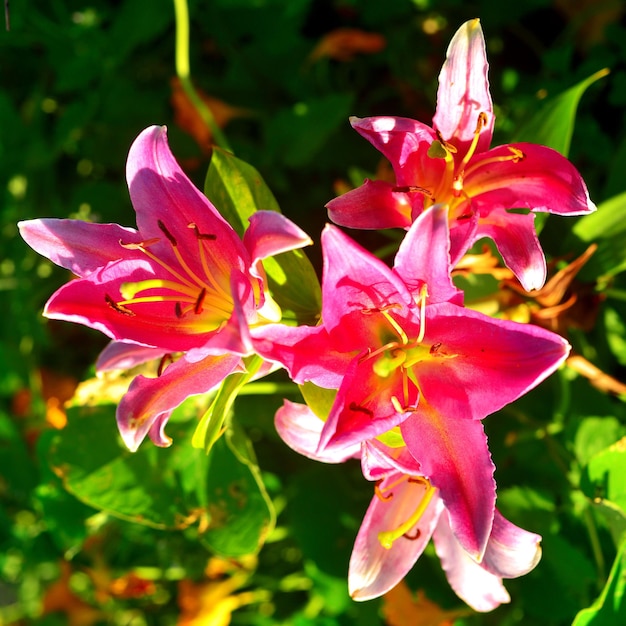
(3, 0), (626, 625)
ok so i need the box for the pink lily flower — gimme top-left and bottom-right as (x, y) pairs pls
(19, 125), (311, 451)
(326, 19), (595, 291)
(275, 400), (542, 612)
(255, 205), (569, 560)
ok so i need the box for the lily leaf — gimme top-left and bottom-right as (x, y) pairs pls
(573, 537), (626, 625)
(514, 68), (609, 158)
(206, 148), (321, 324)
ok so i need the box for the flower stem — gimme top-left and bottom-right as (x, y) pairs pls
(172, 0), (233, 153)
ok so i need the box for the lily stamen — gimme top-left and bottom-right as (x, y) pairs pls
(378, 479), (436, 549)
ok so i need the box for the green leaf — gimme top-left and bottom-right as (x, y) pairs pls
(573, 537), (626, 625)
(299, 381), (337, 421)
(514, 69), (609, 157)
(581, 437), (626, 517)
(46, 403), (273, 556)
(46, 404), (209, 529)
(205, 148), (281, 239)
(205, 148), (321, 324)
(201, 434), (275, 556)
(574, 416), (626, 467)
(569, 191), (626, 278)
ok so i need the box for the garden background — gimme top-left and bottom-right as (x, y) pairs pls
(3, 0), (626, 624)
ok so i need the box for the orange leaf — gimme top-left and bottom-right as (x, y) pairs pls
(382, 581), (470, 626)
(309, 28), (386, 62)
(42, 561), (102, 626)
(170, 77), (253, 153)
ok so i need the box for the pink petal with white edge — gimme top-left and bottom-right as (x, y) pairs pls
(116, 352), (242, 452)
(432, 19), (494, 154)
(275, 400), (360, 463)
(349, 474), (443, 600)
(482, 510), (542, 578)
(18, 219), (143, 277)
(393, 204), (463, 305)
(243, 210), (312, 281)
(475, 208), (546, 291)
(96, 341), (171, 372)
(432, 509), (510, 612)
(401, 403), (496, 560)
(326, 179), (413, 230)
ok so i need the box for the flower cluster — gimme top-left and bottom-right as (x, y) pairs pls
(19, 19), (594, 613)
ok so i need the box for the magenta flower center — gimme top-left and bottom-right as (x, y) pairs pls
(395, 112), (526, 221)
(107, 220), (237, 332)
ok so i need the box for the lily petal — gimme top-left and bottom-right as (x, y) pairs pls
(18, 219), (143, 277)
(393, 204), (463, 305)
(349, 474), (443, 601)
(320, 225), (413, 341)
(475, 208), (546, 291)
(96, 341), (170, 372)
(243, 210), (313, 281)
(416, 303), (570, 420)
(432, 19), (494, 154)
(361, 440), (421, 481)
(401, 402), (496, 560)
(275, 400), (360, 463)
(319, 356), (418, 453)
(432, 509), (510, 612)
(482, 509), (542, 578)
(126, 125), (246, 274)
(467, 143), (596, 217)
(116, 352), (242, 451)
(348, 116), (439, 182)
(326, 179), (413, 230)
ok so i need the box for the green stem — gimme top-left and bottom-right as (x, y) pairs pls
(583, 504), (606, 587)
(192, 355), (263, 453)
(172, 0), (233, 153)
(237, 382), (300, 396)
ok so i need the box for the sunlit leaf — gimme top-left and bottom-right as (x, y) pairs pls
(573, 537), (626, 625)
(514, 68), (609, 157)
(205, 148), (321, 323)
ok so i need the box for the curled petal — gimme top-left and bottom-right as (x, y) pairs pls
(432, 510), (510, 612)
(243, 210), (313, 281)
(361, 440), (421, 481)
(116, 352), (242, 452)
(349, 116), (438, 178)
(275, 400), (360, 463)
(349, 475), (442, 601)
(327, 179), (413, 230)
(18, 219), (143, 277)
(482, 510), (542, 578)
(475, 209), (546, 291)
(96, 341), (170, 372)
(433, 19), (494, 154)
